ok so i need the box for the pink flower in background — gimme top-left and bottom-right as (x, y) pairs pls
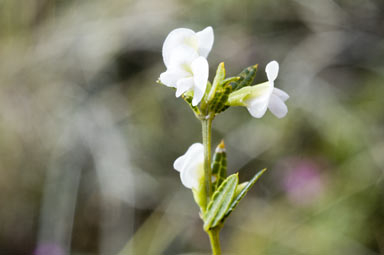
(282, 158), (327, 206)
(34, 243), (64, 255)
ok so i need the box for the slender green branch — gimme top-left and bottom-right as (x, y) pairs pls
(202, 116), (222, 255)
(201, 116), (213, 205)
(207, 228), (221, 255)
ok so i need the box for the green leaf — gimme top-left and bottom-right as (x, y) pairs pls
(204, 174), (238, 230)
(221, 76), (240, 85)
(222, 168), (267, 222)
(208, 62), (226, 101)
(205, 63), (234, 114)
(230, 64), (258, 90)
(211, 140), (227, 192)
(209, 82), (232, 114)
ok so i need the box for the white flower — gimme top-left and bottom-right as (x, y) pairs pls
(173, 143), (204, 189)
(228, 61), (289, 118)
(159, 27), (214, 106)
(159, 47), (209, 106)
(162, 27), (214, 67)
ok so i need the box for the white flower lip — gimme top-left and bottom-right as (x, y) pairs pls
(159, 27), (214, 106)
(173, 143), (204, 189)
(245, 60), (289, 119)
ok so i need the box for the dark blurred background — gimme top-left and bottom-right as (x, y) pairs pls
(0, 0), (384, 254)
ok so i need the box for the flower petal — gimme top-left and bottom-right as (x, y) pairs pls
(196, 26), (214, 58)
(192, 87), (204, 106)
(173, 154), (185, 172)
(173, 143), (204, 189)
(246, 94), (270, 118)
(173, 143), (204, 172)
(162, 28), (195, 68)
(180, 165), (195, 188)
(268, 93), (288, 118)
(176, 77), (194, 97)
(159, 69), (186, 88)
(180, 162), (203, 189)
(273, 87), (289, 102)
(266, 60), (279, 82)
(191, 56), (209, 106)
(168, 45), (199, 69)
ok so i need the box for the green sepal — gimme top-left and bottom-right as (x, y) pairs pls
(222, 168), (267, 222)
(211, 140), (227, 192)
(203, 174), (238, 230)
(192, 174), (207, 213)
(182, 94), (201, 117)
(205, 63), (231, 114)
(230, 64), (258, 90)
(222, 76), (240, 85)
(199, 81), (212, 115)
(208, 62), (226, 101)
(227, 82), (270, 107)
(234, 181), (249, 197)
(209, 82), (233, 114)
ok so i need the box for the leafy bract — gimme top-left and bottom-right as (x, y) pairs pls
(204, 174), (238, 230)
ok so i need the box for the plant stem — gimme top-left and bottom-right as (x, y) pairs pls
(201, 116), (213, 207)
(202, 116), (222, 255)
(207, 228), (221, 255)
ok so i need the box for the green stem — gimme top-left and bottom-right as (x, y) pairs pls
(202, 116), (222, 255)
(201, 117), (213, 207)
(207, 228), (221, 255)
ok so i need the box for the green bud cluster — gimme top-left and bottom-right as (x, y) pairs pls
(177, 62), (260, 119)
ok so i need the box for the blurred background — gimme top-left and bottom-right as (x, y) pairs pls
(1, 0), (384, 254)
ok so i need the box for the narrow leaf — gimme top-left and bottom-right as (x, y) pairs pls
(222, 168), (267, 221)
(211, 140), (227, 192)
(208, 62), (226, 102)
(204, 174), (238, 230)
(221, 76), (240, 85)
(209, 82), (232, 114)
(230, 64), (258, 90)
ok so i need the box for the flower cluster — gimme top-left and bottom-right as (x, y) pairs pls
(159, 27), (289, 189)
(158, 26), (289, 254)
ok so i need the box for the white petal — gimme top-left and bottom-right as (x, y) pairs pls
(196, 26), (214, 58)
(173, 143), (204, 173)
(185, 143), (204, 163)
(180, 161), (204, 189)
(266, 60), (279, 82)
(173, 155), (185, 172)
(176, 77), (194, 97)
(168, 46), (199, 69)
(162, 28), (195, 67)
(192, 87), (204, 106)
(268, 93), (288, 118)
(173, 143), (204, 189)
(191, 57), (209, 106)
(159, 69), (186, 88)
(246, 95), (270, 118)
(273, 87), (289, 102)
(180, 165), (195, 188)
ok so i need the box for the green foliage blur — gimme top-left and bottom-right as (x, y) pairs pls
(0, 0), (383, 254)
